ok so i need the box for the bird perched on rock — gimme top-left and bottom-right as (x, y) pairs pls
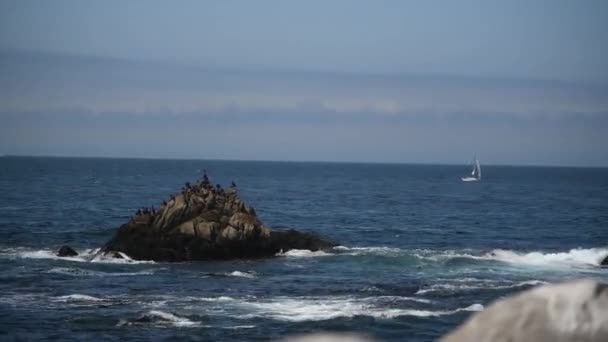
(202, 169), (210, 185)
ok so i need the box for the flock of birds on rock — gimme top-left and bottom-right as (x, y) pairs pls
(131, 170), (239, 220)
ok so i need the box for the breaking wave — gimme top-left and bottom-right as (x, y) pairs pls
(331, 246), (608, 268)
(2, 247), (155, 264)
(481, 248), (608, 267)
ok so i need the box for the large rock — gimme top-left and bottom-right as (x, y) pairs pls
(441, 279), (608, 342)
(101, 181), (335, 261)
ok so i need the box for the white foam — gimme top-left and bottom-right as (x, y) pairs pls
(333, 246), (404, 257)
(412, 249), (480, 262)
(276, 249), (332, 258)
(55, 294), (105, 302)
(5, 247), (155, 264)
(233, 296), (481, 322)
(482, 248), (608, 267)
(373, 295), (433, 304)
(46, 267), (155, 277)
(225, 271), (256, 279)
(409, 247), (608, 269)
(145, 310), (200, 327)
(415, 280), (547, 295)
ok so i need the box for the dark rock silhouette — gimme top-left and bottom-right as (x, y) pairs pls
(57, 245), (78, 257)
(101, 178), (335, 261)
(601, 255), (608, 266)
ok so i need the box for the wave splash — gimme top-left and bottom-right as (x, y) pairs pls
(481, 248), (608, 267)
(2, 247), (155, 264)
(334, 246), (608, 268)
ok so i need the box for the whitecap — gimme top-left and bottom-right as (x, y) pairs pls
(54, 294), (105, 302)
(225, 271), (256, 279)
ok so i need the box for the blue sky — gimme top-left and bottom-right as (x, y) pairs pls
(0, 1), (607, 165)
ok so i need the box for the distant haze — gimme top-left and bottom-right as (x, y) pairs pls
(0, 1), (607, 166)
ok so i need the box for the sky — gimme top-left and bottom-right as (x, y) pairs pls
(1, 0), (607, 166)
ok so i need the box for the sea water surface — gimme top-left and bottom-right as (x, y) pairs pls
(1, 157), (607, 341)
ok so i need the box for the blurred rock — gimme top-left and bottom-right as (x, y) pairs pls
(441, 279), (608, 342)
(280, 333), (377, 342)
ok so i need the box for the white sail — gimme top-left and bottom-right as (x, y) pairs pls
(462, 156), (481, 182)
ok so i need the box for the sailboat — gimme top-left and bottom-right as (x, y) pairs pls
(461, 157), (481, 182)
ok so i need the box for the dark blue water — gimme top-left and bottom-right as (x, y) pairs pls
(1, 157), (607, 341)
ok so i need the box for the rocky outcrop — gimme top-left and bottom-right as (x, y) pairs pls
(57, 245), (78, 257)
(601, 255), (608, 266)
(441, 279), (608, 342)
(101, 178), (335, 261)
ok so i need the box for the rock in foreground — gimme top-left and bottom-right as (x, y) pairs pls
(101, 178), (335, 261)
(441, 279), (608, 342)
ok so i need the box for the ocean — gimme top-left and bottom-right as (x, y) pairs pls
(1, 156), (607, 341)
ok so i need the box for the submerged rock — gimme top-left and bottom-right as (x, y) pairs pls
(101, 178), (335, 261)
(441, 279), (608, 342)
(57, 245), (78, 257)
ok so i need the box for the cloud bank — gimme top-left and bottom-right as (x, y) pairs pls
(0, 51), (607, 166)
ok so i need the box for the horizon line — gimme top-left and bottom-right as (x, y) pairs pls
(2, 154), (607, 169)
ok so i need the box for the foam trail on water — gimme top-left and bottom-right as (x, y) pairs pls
(276, 249), (332, 258)
(416, 280), (547, 295)
(229, 296), (482, 321)
(333, 246), (404, 256)
(46, 267), (156, 277)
